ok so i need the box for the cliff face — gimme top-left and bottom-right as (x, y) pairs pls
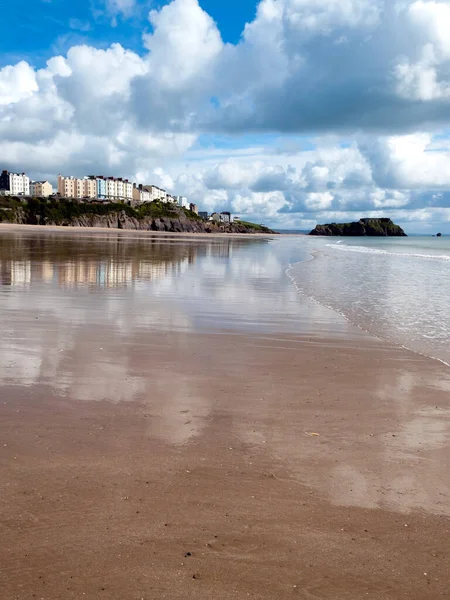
(309, 218), (407, 237)
(62, 211), (272, 234)
(0, 198), (275, 235)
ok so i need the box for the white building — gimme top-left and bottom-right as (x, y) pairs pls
(105, 178), (117, 199)
(0, 170), (30, 195)
(175, 196), (189, 209)
(104, 177), (133, 202)
(10, 173), (30, 195)
(124, 180), (133, 201)
(138, 185), (165, 202)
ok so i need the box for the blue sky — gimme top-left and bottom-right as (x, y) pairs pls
(0, 0), (257, 67)
(1, 0), (450, 232)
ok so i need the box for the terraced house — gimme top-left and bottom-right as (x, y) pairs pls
(58, 175), (133, 202)
(30, 181), (53, 197)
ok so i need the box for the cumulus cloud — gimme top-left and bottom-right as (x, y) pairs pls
(1, 0), (450, 228)
(394, 1), (450, 101)
(359, 133), (450, 189)
(143, 0), (223, 87)
(0, 62), (38, 106)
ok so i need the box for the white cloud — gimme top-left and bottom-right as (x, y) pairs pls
(360, 133), (450, 189)
(282, 0), (382, 34)
(304, 191), (334, 210)
(0, 62), (38, 106)
(394, 1), (450, 100)
(370, 189), (411, 208)
(143, 0), (223, 88)
(408, 1), (450, 57)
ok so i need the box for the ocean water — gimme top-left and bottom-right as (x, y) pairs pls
(289, 235), (450, 365)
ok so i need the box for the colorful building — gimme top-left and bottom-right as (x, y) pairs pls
(30, 181), (53, 197)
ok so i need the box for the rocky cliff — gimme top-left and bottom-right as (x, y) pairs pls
(0, 198), (275, 235)
(63, 211), (274, 233)
(309, 218), (407, 237)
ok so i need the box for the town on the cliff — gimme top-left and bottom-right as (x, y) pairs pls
(0, 169), (237, 225)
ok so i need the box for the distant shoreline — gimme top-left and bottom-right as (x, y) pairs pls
(0, 222), (282, 238)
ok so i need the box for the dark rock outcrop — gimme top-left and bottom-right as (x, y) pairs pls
(309, 218), (407, 237)
(437, 232), (442, 237)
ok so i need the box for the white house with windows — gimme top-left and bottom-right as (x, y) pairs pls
(0, 170), (30, 195)
(175, 196), (189, 209)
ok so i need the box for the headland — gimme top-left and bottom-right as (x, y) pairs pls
(0, 196), (276, 234)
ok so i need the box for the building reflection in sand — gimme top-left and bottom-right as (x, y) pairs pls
(0, 233), (239, 289)
(0, 231), (274, 443)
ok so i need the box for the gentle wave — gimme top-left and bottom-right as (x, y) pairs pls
(287, 247), (450, 368)
(326, 243), (450, 262)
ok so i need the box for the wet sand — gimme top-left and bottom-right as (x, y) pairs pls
(1, 230), (449, 599)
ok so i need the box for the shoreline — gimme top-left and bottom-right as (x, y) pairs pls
(286, 257), (450, 369)
(0, 221), (283, 238)
(289, 239), (450, 367)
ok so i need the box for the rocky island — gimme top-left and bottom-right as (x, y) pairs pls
(0, 197), (275, 234)
(309, 218), (407, 237)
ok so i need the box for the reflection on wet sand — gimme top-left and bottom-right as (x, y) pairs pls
(1, 229), (449, 511)
(227, 335), (450, 517)
(0, 232), (275, 408)
(0, 233), (241, 288)
(2, 229), (450, 600)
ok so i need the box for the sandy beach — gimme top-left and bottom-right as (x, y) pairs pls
(1, 229), (449, 599)
(0, 222), (284, 238)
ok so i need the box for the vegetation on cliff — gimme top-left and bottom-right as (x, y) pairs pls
(232, 219), (274, 233)
(309, 218), (407, 237)
(0, 197), (275, 234)
(0, 196), (188, 222)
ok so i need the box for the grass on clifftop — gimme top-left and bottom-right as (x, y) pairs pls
(234, 219), (273, 233)
(0, 197), (199, 224)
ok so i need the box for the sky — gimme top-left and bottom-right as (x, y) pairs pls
(2, 0), (450, 232)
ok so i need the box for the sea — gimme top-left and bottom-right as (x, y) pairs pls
(287, 234), (450, 366)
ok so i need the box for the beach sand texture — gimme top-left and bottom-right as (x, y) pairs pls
(0, 229), (449, 599)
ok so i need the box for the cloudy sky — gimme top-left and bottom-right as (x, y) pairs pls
(2, 0), (450, 231)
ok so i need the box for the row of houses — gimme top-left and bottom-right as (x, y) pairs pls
(0, 170), (193, 210)
(0, 170), (239, 222)
(0, 170), (52, 197)
(57, 175), (133, 202)
(57, 175), (192, 207)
